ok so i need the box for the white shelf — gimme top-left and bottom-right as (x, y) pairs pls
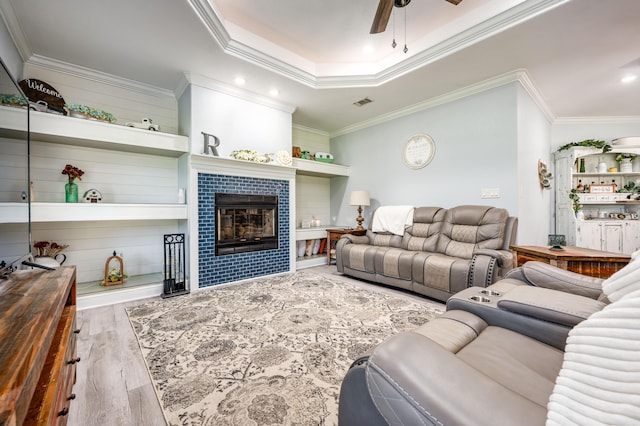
(296, 226), (335, 240)
(0, 105), (189, 157)
(0, 203), (28, 223)
(30, 202), (187, 222)
(292, 158), (350, 177)
(296, 255), (327, 269)
(574, 172), (640, 177)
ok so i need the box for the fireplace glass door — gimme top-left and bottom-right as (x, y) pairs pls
(215, 193), (278, 255)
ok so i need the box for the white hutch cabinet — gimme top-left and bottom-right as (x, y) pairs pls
(555, 142), (640, 254)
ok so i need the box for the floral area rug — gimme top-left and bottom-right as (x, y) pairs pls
(126, 271), (445, 426)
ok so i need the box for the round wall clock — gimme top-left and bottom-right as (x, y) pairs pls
(402, 133), (436, 169)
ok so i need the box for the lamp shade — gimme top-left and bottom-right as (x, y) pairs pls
(350, 190), (370, 206)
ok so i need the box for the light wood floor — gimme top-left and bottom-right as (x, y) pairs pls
(67, 266), (442, 426)
(68, 299), (166, 426)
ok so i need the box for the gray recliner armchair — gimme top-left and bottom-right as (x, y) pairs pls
(338, 255), (640, 425)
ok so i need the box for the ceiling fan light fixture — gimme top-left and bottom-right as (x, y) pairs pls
(353, 97), (374, 107)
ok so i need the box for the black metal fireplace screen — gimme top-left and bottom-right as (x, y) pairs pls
(215, 193), (278, 255)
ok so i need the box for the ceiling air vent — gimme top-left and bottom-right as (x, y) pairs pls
(353, 97), (374, 107)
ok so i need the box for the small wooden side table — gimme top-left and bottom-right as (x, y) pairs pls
(326, 228), (367, 265)
(510, 245), (631, 278)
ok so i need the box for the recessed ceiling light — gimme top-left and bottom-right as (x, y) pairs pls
(621, 74), (637, 84)
(234, 76), (246, 86)
(269, 88), (279, 97)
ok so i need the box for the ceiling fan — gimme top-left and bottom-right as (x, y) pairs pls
(370, 0), (463, 34)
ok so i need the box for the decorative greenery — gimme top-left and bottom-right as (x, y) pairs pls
(229, 149), (272, 163)
(0, 93), (27, 107)
(621, 181), (639, 194)
(557, 139), (611, 153)
(615, 153), (637, 162)
(33, 240), (69, 257)
(61, 164), (84, 184)
(65, 103), (117, 123)
(102, 268), (129, 285)
(569, 188), (582, 212)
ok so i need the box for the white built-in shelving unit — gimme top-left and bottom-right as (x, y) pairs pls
(292, 159), (350, 268)
(0, 105), (189, 309)
(555, 144), (640, 254)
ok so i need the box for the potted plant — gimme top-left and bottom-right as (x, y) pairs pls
(569, 189), (583, 219)
(615, 153), (637, 173)
(65, 103), (117, 123)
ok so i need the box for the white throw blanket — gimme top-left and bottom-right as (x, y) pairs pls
(371, 206), (414, 236)
(546, 249), (640, 425)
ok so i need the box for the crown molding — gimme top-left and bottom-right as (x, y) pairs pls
(190, 0), (568, 89)
(183, 72), (297, 114)
(25, 55), (176, 99)
(292, 124), (329, 137)
(554, 116), (640, 124)
(516, 70), (555, 122)
(0, 0), (31, 61)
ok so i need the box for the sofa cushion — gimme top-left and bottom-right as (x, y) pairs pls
(401, 207), (445, 252)
(457, 326), (564, 408)
(437, 205), (508, 259)
(412, 252), (470, 292)
(372, 247), (415, 280)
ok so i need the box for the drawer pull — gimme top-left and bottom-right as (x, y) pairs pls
(67, 357), (81, 365)
(68, 393), (76, 400)
(73, 329), (81, 334)
(58, 407), (69, 417)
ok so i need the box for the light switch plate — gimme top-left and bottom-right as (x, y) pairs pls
(481, 188), (500, 199)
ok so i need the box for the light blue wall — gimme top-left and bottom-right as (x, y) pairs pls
(330, 83), (520, 229)
(0, 18), (22, 80)
(517, 85), (552, 244)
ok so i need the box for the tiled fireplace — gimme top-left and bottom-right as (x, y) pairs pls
(193, 156), (295, 288)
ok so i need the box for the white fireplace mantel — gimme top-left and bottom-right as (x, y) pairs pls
(189, 154), (296, 180)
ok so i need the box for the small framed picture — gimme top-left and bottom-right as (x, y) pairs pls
(589, 184), (615, 193)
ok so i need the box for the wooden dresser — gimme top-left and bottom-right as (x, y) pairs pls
(0, 266), (78, 426)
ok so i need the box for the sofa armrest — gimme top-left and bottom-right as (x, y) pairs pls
(497, 286), (605, 327)
(364, 329), (548, 425)
(473, 248), (512, 267)
(504, 261), (604, 300)
(339, 234), (370, 245)
(469, 249), (514, 287)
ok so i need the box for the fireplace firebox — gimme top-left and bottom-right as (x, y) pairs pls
(215, 193), (278, 255)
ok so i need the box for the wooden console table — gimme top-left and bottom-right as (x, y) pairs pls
(327, 228), (366, 265)
(0, 266), (78, 426)
(511, 245), (631, 278)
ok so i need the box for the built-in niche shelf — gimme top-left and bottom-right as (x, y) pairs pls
(0, 105), (188, 157)
(28, 202), (188, 222)
(0, 202), (188, 224)
(77, 273), (165, 310)
(292, 158), (350, 178)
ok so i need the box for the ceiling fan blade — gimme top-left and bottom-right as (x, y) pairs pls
(445, 0), (463, 5)
(370, 0), (394, 34)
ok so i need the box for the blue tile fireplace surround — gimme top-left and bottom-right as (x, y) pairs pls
(198, 172), (290, 287)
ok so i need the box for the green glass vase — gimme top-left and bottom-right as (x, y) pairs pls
(65, 181), (78, 203)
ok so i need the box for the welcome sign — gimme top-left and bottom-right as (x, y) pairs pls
(18, 78), (67, 115)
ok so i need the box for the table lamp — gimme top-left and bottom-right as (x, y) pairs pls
(350, 190), (370, 231)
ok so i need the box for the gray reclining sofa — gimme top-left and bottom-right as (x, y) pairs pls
(338, 256), (640, 425)
(336, 205), (518, 301)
